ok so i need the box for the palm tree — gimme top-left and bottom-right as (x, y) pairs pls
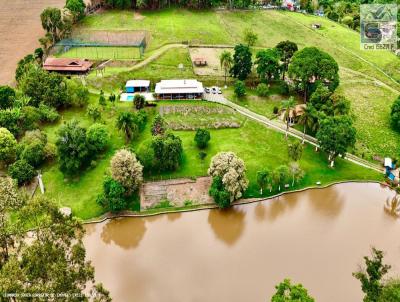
(220, 50), (233, 86)
(281, 97), (297, 139)
(297, 105), (315, 143)
(116, 112), (137, 143)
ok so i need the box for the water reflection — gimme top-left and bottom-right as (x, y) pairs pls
(167, 212), (182, 221)
(306, 186), (344, 218)
(208, 208), (245, 246)
(265, 198), (292, 222)
(384, 195), (400, 218)
(254, 203), (266, 221)
(100, 217), (147, 249)
(83, 183), (400, 302)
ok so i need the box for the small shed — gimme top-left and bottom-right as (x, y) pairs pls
(125, 80), (150, 93)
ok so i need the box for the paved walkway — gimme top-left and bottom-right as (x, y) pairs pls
(203, 92), (383, 173)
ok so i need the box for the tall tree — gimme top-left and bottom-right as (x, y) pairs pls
(316, 115), (356, 167)
(256, 169), (271, 194)
(0, 196), (110, 300)
(219, 50), (233, 85)
(40, 7), (63, 44)
(230, 44), (252, 81)
(116, 111), (138, 143)
(288, 47), (339, 102)
(276, 40), (298, 80)
(255, 48), (281, 83)
(281, 97), (297, 139)
(288, 140), (303, 161)
(297, 105), (317, 142)
(208, 151), (249, 202)
(0, 128), (17, 165)
(56, 120), (89, 175)
(271, 279), (315, 302)
(353, 248), (391, 302)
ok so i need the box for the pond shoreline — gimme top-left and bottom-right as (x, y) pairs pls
(82, 179), (389, 225)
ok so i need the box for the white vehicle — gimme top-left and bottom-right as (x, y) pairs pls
(217, 87), (222, 94)
(211, 87), (218, 94)
(204, 87), (210, 93)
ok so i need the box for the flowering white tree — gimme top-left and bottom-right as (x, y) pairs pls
(208, 152), (249, 202)
(111, 149), (143, 194)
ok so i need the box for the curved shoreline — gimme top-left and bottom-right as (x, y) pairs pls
(82, 179), (389, 225)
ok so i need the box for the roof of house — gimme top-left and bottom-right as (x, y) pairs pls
(126, 80), (150, 87)
(155, 79), (204, 94)
(43, 58), (93, 72)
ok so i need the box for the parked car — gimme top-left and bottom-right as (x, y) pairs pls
(211, 87), (218, 94)
(217, 87), (222, 94)
(204, 87), (210, 93)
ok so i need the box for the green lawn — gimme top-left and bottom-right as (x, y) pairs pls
(224, 84), (302, 119)
(58, 46), (141, 60)
(39, 98), (381, 220)
(80, 8), (400, 161)
(79, 9), (400, 89)
(86, 47), (194, 92)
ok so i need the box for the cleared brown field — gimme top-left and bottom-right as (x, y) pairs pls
(0, 0), (64, 85)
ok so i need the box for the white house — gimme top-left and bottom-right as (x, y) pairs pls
(125, 80), (150, 93)
(155, 79), (204, 100)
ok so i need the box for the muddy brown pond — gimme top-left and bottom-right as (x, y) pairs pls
(83, 183), (400, 302)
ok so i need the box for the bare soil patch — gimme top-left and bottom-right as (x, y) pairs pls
(189, 47), (233, 76)
(140, 177), (213, 209)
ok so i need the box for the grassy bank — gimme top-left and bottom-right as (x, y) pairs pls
(39, 97), (381, 220)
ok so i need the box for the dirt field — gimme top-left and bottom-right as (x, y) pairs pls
(189, 47), (233, 76)
(0, 0), (64, 85)
(140, 177), (213, 209)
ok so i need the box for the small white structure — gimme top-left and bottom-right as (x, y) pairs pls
(155, 79), (204, 100)
(384, 157), (393, 168)
(125, 80), (150, 93)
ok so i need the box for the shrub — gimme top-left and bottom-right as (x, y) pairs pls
(110, 149), (143, 194)
(234, 80), (246, 98)
(390, 97), (400, 131)
(87, 123), (109, 153)
(96, 177), (127, 213)
(86, 104), (101, 122)
(273, 106), (279, 114)
(209, 176), (231, 208)
(21, 106), (41, 130)
(133, 110), (148, 132)
(194, 128), (211, 149)
(136, 140), (155, 172)
(0, 127), (17, 163)
(134, 94), (146, 110)
(256, 83), (269, 97)
(0, 86), (15, 109)
(20, 139), (46, 167)
(38, 104), (59, 123)
(67, 79), (89, 107)
(8, 160), (35, 185)
(151, 114), (166, 136)
(43, 143), (56, 161)
(151, 133), (183, 172)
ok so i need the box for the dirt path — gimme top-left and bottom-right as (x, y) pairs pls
(0, 0), (64, 85)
